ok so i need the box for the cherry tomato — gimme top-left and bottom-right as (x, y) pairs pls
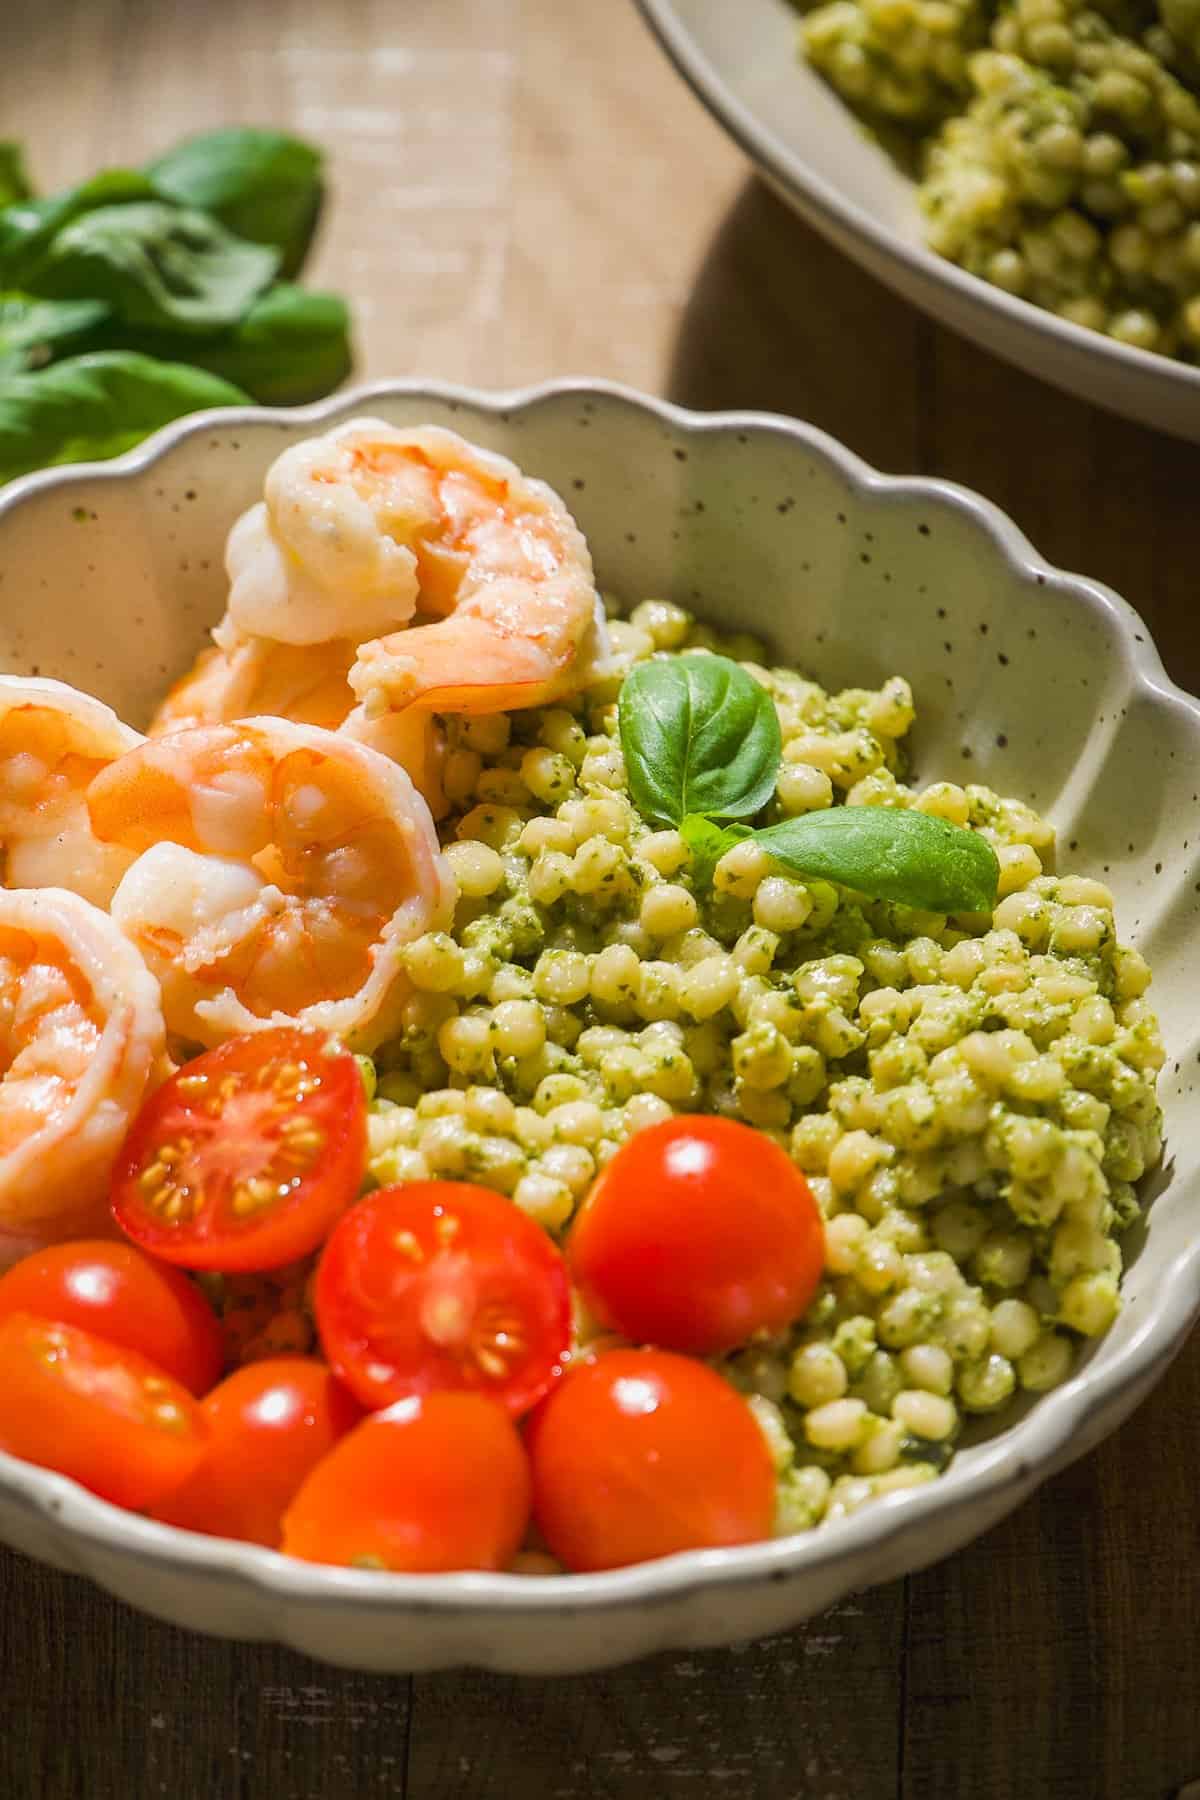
(527, 1348), (775, 1572)
(315, 1183), (571, 1417)
(111, 1028), (367, 1273)
(0, 1241), (223, 1395)
(0, 1312), (208, 1511)
(567, 1116), (823, 1355)
(281, 1392), (531, 1572)
(152, 1357), (362, 1546)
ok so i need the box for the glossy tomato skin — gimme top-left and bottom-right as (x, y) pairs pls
(0, 1241), (223, 1395)
(111, 1028), (367, 1273)
(152, 1357), (362, 1546)
(527, 1348), (776, 1573)
(315, 1183), (571, 1417)
(0, 1312), (208, 1511)
(567, 1116), (824, 1355)
(281, 1392), (532, 1572)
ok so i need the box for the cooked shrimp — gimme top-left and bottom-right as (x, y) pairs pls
(150, 638), (450, 819)
(0, 677), (143, 907)
(87, 718), (455, 1050)
(150, 637), (360, 737)
(0, 887), (165, 1269)
(218, 419), (433, 650)
(216, 417), (607, 717)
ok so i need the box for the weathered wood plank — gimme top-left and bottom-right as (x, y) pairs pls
(901, 1328), (1200, 1800)
(407, 1593), (905, 1800)
(0, 1549), (414, 1800)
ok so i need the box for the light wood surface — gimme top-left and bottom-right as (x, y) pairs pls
(1, 2), (1198, 1797)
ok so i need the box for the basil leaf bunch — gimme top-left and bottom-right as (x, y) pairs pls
(0, 128), (353, 481)
(147, 128), (324, 276)
(0, 144), (33, 211)
(0, 353), (251, 482)
(0, 295), (109, 374)
(619, 652), (1000, 915)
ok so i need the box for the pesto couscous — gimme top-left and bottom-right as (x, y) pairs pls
(797, 0), (1200, 359)
(347, 595), (1164, 1537)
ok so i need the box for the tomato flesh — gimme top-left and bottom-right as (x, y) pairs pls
(527, 1348), (776, 1572)
(315, 1182), (571, 1417)
(0, 1240), (223, 1395)
(568, 1115), (824, 1355)
(0, 1312), (208, 1511)
(281, 1391), (531, 1572)
(152, 1356), (362, 1546)
(111, 1027), (367, 1272)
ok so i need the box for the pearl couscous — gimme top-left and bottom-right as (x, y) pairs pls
(339, 597), (1164, 1535)
(797, 0), (1200, 360)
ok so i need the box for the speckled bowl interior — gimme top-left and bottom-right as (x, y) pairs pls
(0, 380), (1196, 1674)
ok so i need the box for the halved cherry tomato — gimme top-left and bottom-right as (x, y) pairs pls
(0, 1241), (223, 1395)
(111, 1027), (367, 1272)
(315, 1183), (571, 1417)
(0, 1312), (208, 1511)
(567, 1115), (824, 1355)
(152, 1357), (362, 1546)
(281, 1391), (531, 1572)
(527, 1348), (775, 1573)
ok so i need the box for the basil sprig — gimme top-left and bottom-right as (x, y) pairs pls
(620, 653), (999, 914)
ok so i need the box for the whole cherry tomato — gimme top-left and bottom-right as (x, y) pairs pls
(281, 1392), (531, 1572)
(527, 1348), (776, 1572)
(152, 1357), (362, 1546)
(111, 1028), (367, 1272)
(0, 1312), (208, 1511)
(0, 1240), (222, 1394)
(315, 1183), (571, 1416)
(568, 1116), (823, 1354)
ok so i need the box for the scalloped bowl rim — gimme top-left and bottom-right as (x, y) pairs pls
(0, 376), (1196, 1622)
(634, 0), (1200, 407)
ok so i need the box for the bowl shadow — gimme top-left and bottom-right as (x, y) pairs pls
(665, 177), (930, 474)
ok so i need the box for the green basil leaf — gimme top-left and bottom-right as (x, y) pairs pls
(0, 143), (34, 210)
(679, 814), (751, 885)
(147, 129), (324, 278)
(751, 807), (1000, 914)
(0, 171), (159, 287)
(0, 351), (250, 484)
(100, 284), (351, 404)
(28, 202), (280, 336)
(619, 653), (782, 828)
(0, 294), (110, 372)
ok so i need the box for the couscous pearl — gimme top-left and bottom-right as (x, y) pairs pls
(892, 1390), (957, 1441)
(445, 839), (506, 898)
(898, 1344), (955, 1395)
(804, 1398), (870, 1452)
(640, 883), (699, 938)
(989, 1298), (1041, 1360)
(788, 1343), (849, 1407)
(1018, 1332), (1074, 1391)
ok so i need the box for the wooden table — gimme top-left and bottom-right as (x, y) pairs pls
(2, 2), (1198, 1795)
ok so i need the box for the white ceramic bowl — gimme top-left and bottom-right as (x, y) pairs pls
(636, 0), (1200, 444)
(0, 380), (1197, 1674)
